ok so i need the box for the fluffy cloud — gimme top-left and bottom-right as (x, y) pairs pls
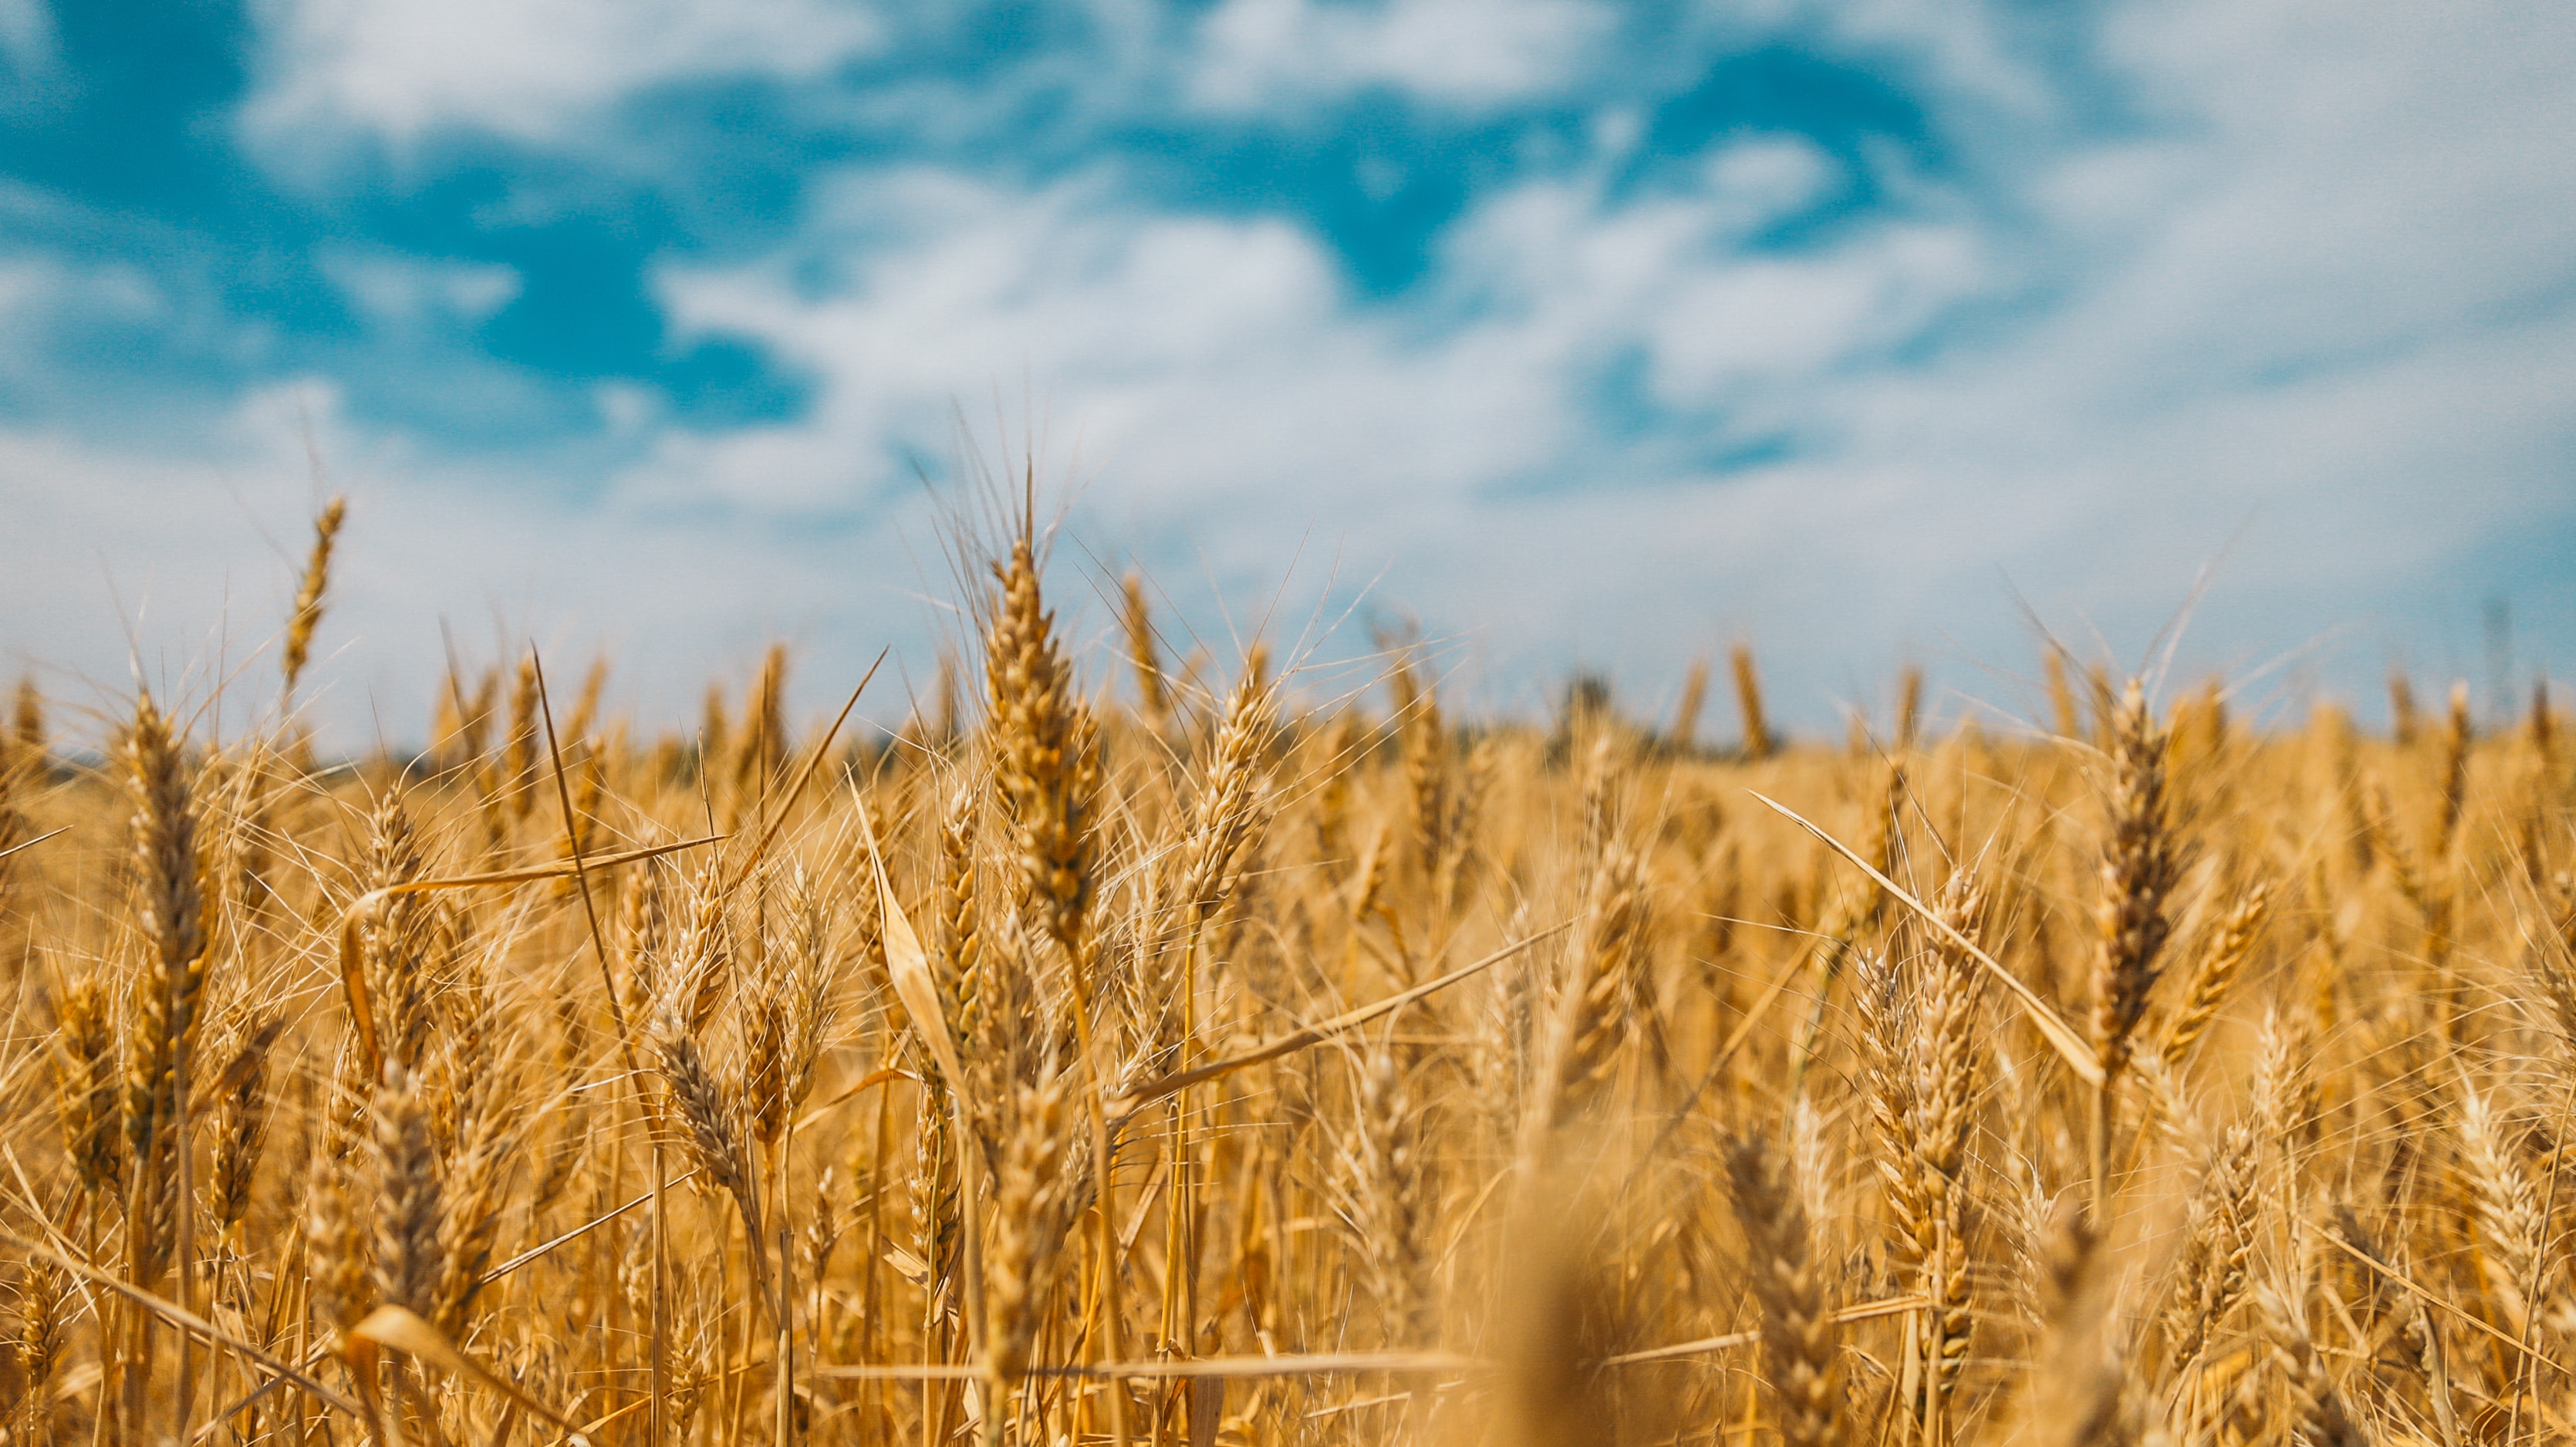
(1186, 0), (1618, 112)
(240, 0), (881, 151)
(320, 247), (522, 327)
(0, 0), (53, 76)
(636, 165), (1555, 523)
(0, 382), (940, 744)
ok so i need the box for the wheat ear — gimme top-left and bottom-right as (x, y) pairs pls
(1726, 1131), (1843, 1447)
(2089, 679), (2181, 1206)
(280, 494), (346, 699)
(1731, 643), (1775, 760)
(2160, 876), (2271, 1070)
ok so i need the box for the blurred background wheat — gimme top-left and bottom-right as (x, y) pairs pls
(2, 491), (2571, 1447)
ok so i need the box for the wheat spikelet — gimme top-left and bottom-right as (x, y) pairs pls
(1856, 872), (1987, 1428)
(1348, 1041), (1431, 1343)
(747, 869), (835, 1148)
(1731, 642), (1774, 761)
(1726, 1131), (1842, 1447)
(1311, 711), (1360, 884)
(674, 858), (734, 1037)
(430, 1104), (515, 1338)
(370, 1064), (444, 1316)
(505, 653), (542, 822)
(2160, 875), (2272, 1070)
(933, 783), (988, 1058)
(2161, 1122), (2257, 1375)
(1395, 646), (1450, 885)
(304, 1159), (366, 1348)
(985, 532), (1100, 957)
(657, 1020), (755, 1214)
(1523, 831), (1647, 1147)
(363, 788), (437, 1071)
(908, 1078), (960, 1309)
(1670, 656), (1709, 752)
(2087, 679), (2181, 1212)
(701, 680), (732, 787)
(737, 640), (790, 804)
(2455, 1081), (2547, 1338)
(1169, 666), (1278, 934)
(207, 1013), (281, 1242)
(2389, 670), (2420, 746)
(984, 1064), (1079, 1384)
(1142, 666), (1281, 1049)
(2092, 680), (2181, 1082)
(121, 691), (210, 1294)
(1913, 875), (1987, 1414)
(8, 676), (39, 763)
(12, 1256), (68, 1440)
(281, 494), (346, 697)
(54, 973), (124, 1198)
(2255, 1283), (2368, 1447)
(1121, 570), (1169, 730)
(2432, 678), (2472, 849)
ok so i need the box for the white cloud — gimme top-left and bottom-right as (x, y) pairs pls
(0, 0), (55, 74)
(320, 248), (522, 327)
(634, 164), (1575, 538)
(1187, 0), (1617, 112)
(0, 251), (164, 335)
(241, 0), (880, 151)
(0, 383), (938, 749)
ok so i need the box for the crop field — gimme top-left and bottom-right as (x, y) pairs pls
(0, 495), (2568, 1447)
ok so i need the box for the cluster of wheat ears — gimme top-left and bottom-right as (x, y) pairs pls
(0, 494), (2571, 1447)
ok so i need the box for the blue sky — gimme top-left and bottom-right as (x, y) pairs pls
(4, 0), (2573, 744)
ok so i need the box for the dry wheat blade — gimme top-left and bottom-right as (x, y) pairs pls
(1751, 790), (2102, 1084)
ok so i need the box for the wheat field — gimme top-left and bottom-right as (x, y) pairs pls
(1, 495), (2569, 1447)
